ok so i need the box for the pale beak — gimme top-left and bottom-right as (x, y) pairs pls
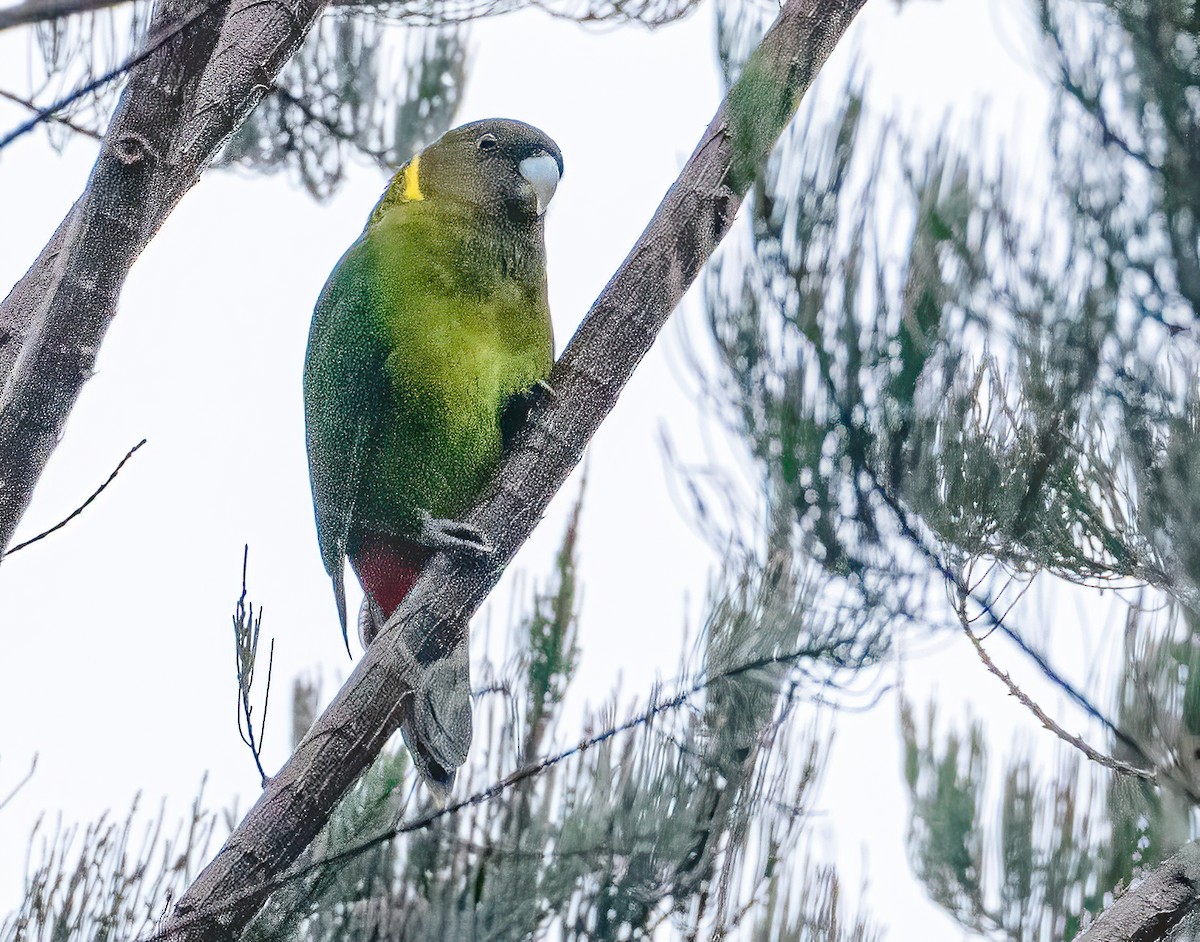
(519, 152), (561, 216)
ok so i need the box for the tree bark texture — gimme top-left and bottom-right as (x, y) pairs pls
(144, 0), (869, 938)
(1076, 841), (1200, 942)
(0, 0), (328, 554)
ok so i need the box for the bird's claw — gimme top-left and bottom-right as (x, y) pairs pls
(416, 510), (493, 558)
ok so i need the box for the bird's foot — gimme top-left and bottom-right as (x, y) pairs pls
(400, 632), (472, 804)
(415, 510), (493, 558)
(357, 594), (386, 648)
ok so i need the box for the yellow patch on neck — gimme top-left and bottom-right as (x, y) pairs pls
(367, 153), (426, 228)
(401, 155), (424, 202)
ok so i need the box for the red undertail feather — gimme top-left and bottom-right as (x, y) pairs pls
(351, 533), (432, 618)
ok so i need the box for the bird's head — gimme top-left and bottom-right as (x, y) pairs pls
(394, 118), (564, 225)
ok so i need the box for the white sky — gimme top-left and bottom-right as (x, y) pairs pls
(0, 0), (1115, 937)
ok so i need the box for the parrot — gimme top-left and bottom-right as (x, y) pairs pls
(303, 118), (562, 795)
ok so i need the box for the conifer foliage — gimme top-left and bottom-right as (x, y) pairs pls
(4, 0), (1200, 937)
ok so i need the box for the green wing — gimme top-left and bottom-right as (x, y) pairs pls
(303, 242), (387, 645)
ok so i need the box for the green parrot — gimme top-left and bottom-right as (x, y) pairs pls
(304, 118), (562, 793)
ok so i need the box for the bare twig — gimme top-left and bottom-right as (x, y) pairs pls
(957, 600), (1157, 782)
(851, 443), (1158, 771)
(232, 546), (274, 788)
(144, 3), (869, 938)
(0, 754), (37, 812)
(3, 438), (146, 557)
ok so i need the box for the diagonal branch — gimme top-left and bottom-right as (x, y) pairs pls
(1075, 840), (1200, 942)
(959, 614), (1156, 782)
(3, 437), (146, 557)
(0, 88), (103, 140)
(146, 0), (868, 938)
(0, 0), (328, 557)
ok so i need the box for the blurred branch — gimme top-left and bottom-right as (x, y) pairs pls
(271, 84), (389, 166)
(1076, 840), (1200, 942)
(0, 0), (698, 32)
(0, 0), (378, 30)
(3, 438), (146, 557)
(0, 0), (137, 30)
(0, 88), (102, 140)
(0, 0), (224, 151)
(1042, 18), (1154, 170)
(764, 224), (1149, 766)
(214, 23), (467, 198)
(0, 0), (328, 557)
(144, 1), (869, 938)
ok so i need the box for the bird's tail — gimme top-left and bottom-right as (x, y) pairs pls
(359, 595), (473, 803)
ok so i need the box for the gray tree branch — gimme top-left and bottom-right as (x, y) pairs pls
(1076, 841), (1200, 942)
(0, 0), (328, 555)
(142, 0), (868, 938)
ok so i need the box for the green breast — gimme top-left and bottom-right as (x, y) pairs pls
(352, 201), (553, 535)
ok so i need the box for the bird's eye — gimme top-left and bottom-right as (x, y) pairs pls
(477, 134), (498, 152)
